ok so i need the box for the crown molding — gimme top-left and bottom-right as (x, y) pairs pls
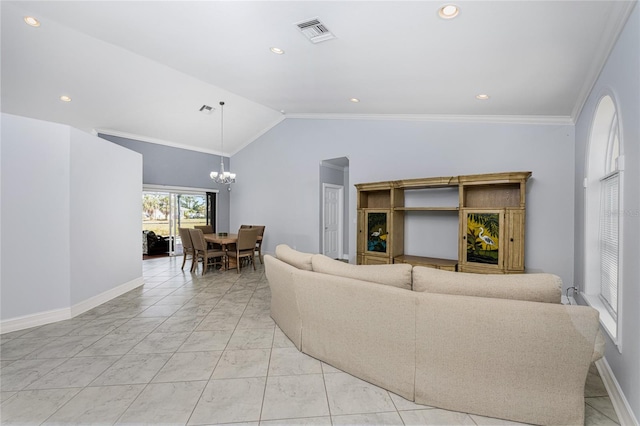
(571, 0), (637, 122)
(283, 113), (574, 125)
(98, 115), (286, 158)
(95, 128), (224, 157)
(97, 111), (572, 159)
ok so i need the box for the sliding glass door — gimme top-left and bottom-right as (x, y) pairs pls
(142, 187), (216, 256)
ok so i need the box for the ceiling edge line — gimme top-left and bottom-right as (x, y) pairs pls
(95, 128), (224, 157)
(283, 113), (574, 125)
(229, 115), (286, 157)
(570, 0), (637, 123)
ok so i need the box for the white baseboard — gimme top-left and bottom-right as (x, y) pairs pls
(0, 276), (144, 334)
(596, 357), (639, 426)
(71, 277), (144, 317)
(0, 307), (71, 334)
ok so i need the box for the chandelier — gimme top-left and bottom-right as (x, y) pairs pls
(210, 101), (236, 184)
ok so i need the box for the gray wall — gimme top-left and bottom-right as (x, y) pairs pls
(230, 117), (576, 288)
(1, 114), (142, 322)
(100, 134), (232, 232)
(574, 3), (639, 420)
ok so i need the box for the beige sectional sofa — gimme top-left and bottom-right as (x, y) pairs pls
(265, 244), (605, 426)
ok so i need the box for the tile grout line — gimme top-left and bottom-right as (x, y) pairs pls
(184, 270), (255, 426)
(108, 263), (199, 424)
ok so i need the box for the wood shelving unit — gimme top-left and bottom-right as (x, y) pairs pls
(356, 171), (531, 273)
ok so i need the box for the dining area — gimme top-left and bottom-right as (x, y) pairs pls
(177, 225), (265, 275)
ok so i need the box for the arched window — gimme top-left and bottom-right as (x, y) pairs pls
(585, 94), (623, 345)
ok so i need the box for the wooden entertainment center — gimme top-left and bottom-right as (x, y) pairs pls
(356, 171), (531, 274)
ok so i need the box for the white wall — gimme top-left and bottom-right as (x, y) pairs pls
(231, 117), (576, 287)
(1, 114), (72, 319)
(574, 3), (640, 422)
(0, 113), (143, 329)
(69, 128), (142, 305)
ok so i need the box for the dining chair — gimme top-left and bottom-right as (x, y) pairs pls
(238, 225), (255, 265)
(189, 228), (226, 275)
(194, 225), (222, 250)
(194, 225), (214, 234)
(227, 227), (259, 273)
(253, 225), (266, 264)
(178, 227), (196, 272)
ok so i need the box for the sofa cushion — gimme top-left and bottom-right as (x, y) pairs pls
(412, 266), (562, 304)
(275, 244), (313, 271)
(311, 254), (413, 290)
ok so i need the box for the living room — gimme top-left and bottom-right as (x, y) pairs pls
(1, 1), (638, 424)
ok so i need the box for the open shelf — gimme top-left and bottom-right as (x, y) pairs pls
(394, 254), (458, 271)
(395, 207), (459, 212)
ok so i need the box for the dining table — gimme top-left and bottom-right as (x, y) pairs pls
(203, 233), (262, 270)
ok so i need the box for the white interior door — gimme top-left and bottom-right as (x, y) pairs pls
(323, 184), (343, 259)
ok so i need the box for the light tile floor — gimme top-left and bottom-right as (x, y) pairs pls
(0, 257), (620, 425)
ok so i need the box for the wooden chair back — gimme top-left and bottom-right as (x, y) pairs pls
(178, 228), (194, 251)
(194, 225), (214, 234)
(236, 228), (259, 252)
(189, 228), (207, 252)
(253, 225), (265, 238)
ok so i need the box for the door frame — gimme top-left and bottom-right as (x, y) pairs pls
(143, 184), (218, 256)
(322, 183), (344, 259)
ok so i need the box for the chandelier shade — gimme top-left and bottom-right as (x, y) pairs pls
(210, 101), (236, 184)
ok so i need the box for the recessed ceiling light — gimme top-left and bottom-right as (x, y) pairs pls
(350, 98), (360, 103)
(60, 95), (72, 102)
(438, 4), (459, 19)
(24, 16), (40, 27)
(476, 94), (490, 100)
(270, 47), (285, 55)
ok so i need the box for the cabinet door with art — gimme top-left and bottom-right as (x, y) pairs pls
(460, 209), (505, 273)
(364, 209), (390, 256)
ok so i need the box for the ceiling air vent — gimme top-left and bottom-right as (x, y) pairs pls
(199, 105), (213, 114)
(295, 18), (336, 43)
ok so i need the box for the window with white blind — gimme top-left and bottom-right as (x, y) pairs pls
(599, 172), (619, 319)
(584, 94), (622, 347)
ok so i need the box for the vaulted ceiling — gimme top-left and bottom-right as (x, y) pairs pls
(1, 1), (636, 155)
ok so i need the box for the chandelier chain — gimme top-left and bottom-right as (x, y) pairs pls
(210, 100), (236, 184)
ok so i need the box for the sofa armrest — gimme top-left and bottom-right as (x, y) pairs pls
(415, 293), (600, 425)
(311, 254), (413, 290)
(592, 329), (605, 362)
(264, 255), (303, 349)
(412, 266), (562, 304)
(275, 244), (313, 271)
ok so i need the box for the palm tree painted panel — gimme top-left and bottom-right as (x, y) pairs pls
(366, 211), (388, 253)
(466, 213), (499, 265)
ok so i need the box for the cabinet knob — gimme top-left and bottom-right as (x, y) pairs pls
(463, 236), (466, 240)
(510, 238), (514, 242)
